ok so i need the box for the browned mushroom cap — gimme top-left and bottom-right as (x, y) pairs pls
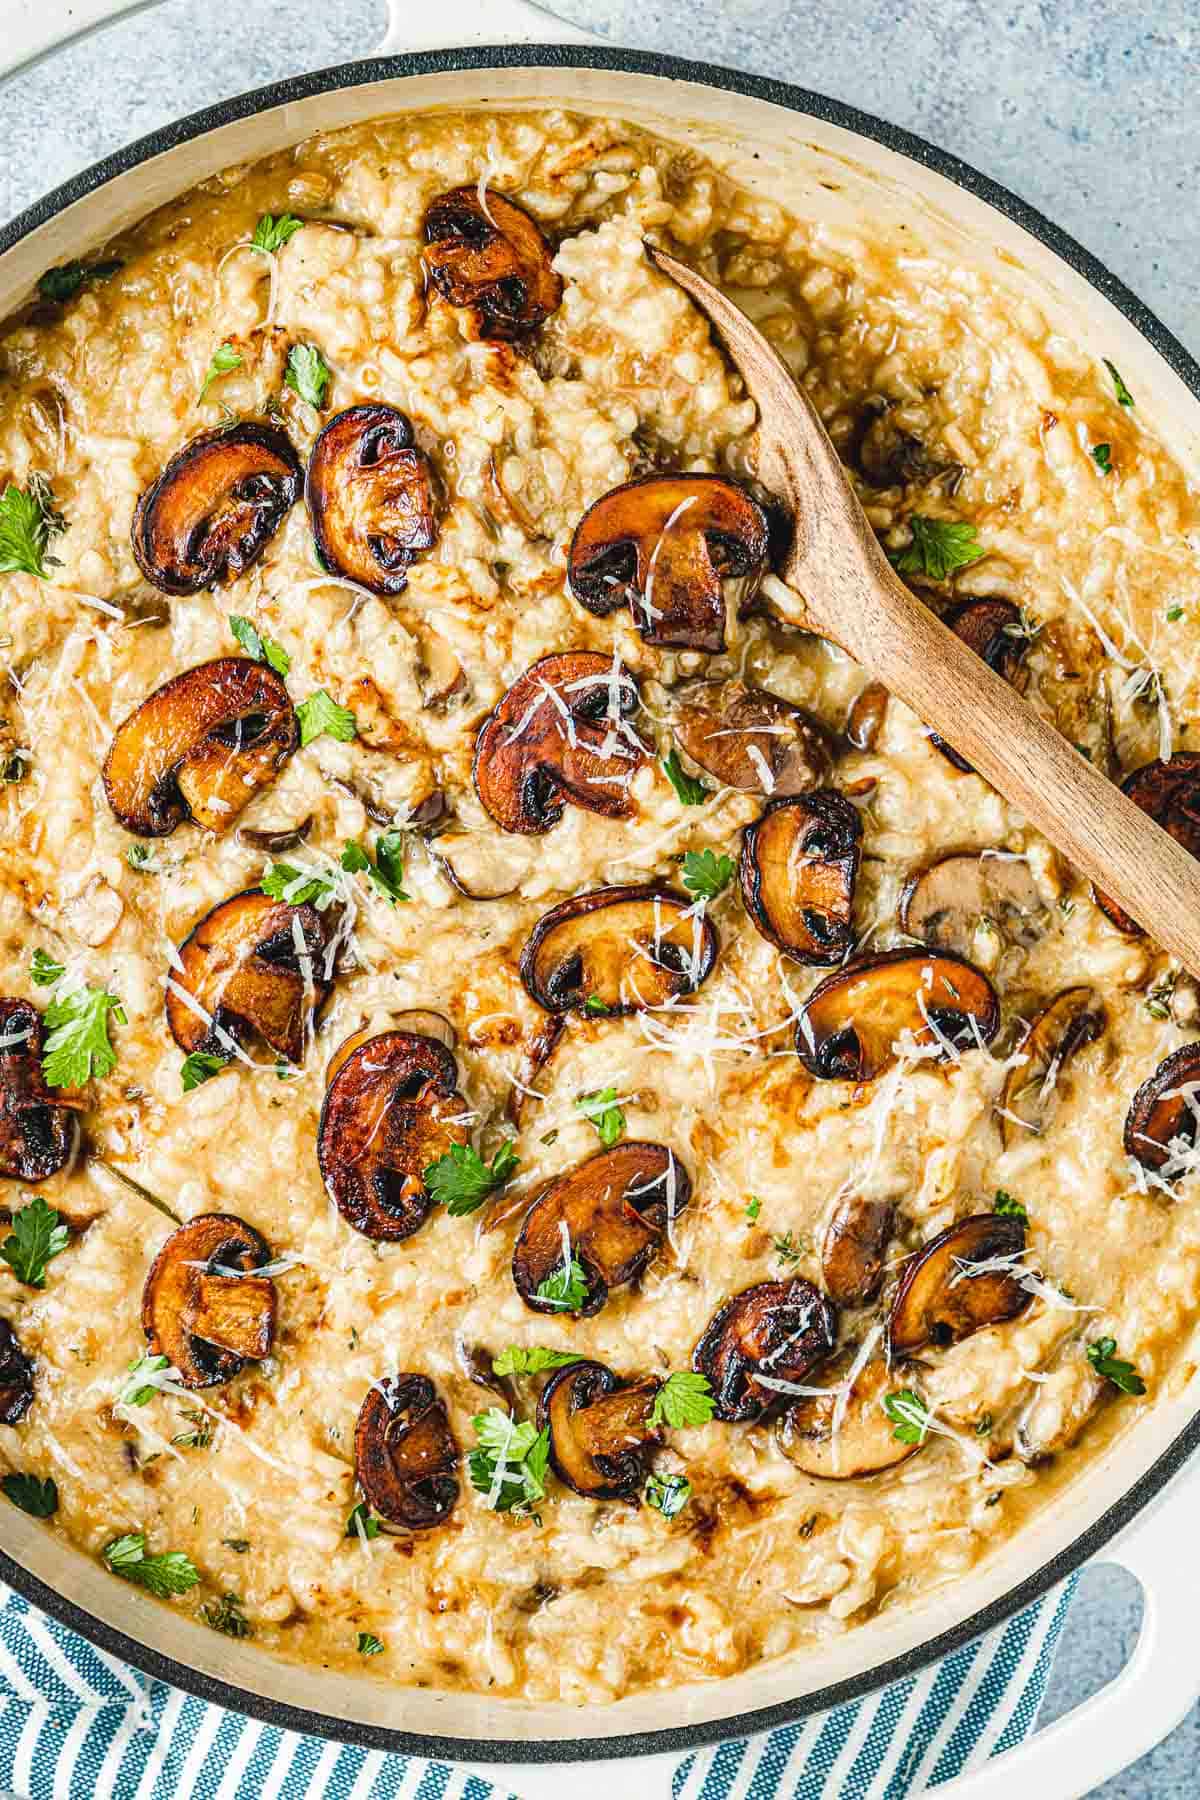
(673, 680), (834, 794)
(354, 1373), (459, 1530)
(318, 1031), (468, 1241)
(513, 1142), (689, 1316)
(165, 890), (335, 1064)
(131, 422), (301, 596)
(1095, 755), (1200, 933)
(0, 1319), (34, 1424)
(473, 652), (648, 835)
(306, 405), (438, 596)
(537, 1359), (661, 1500)
(888, 1214), (1031, 1356)
(821, 1195), (894, 1307)
(845, 682), (889, 752)
(693, 1278), (837, 1422)
(422, 186), (562, 339)
(102, 658), (297, 838)
(740, 792), (861, 965)
(521, 884), (717, 1016)
(931, 601), (1028, 772)
(1124, 1041), (1200, 1173)
(141, 1213), (276, 1388)
(899, 852), (1045, 958)
(568, 475), (770, 653)
(778, 1349), (919, 1479)
(795, 948), (1000, 1083)
(1000, 986), (1106, 1147)
(0, 999), (77, 1182)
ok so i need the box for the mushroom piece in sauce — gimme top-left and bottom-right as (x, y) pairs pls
(537, 1359), (661, 1501)
(0, 999), (77, 1181)
(930, 600), (1029, 773)
(778, 1349), (919, 1480)
(1124, 1041), (1200, 1174)
(999, 986), (1106, 1147)
(672, 679), (834, 795)
(1094, 755), (1200, 934)
(131, 421), (302, 595)
(794, 948), (1000, 1083)
(512, 1142), (689, 1316)
(692, 1278), (837, 1422)
(354, 1373), (460, 1530)
(473, 651), (648, 835)
(305, 404), (439, 596)
(568, 474), (769, 653)
(141, 1214), (277, 1388)
(899, 851), (1045, 959)
(429, 831), (534, 902)
(520, 884), (718, 1016)
(0, 1320), (34, 1424)
(422, 186), (562, 339)
(820, 1194), (894, 1307)
(740, 792), (861, 965)
(887, 1214), (1031, 1357)
(317, 1030), (469, 1241)
(102, 658), (297, 837)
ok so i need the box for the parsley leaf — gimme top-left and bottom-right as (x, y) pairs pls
(583, 994), (610, 1017)
(1086, 1336), (1146, 1396)
(993, 1189), (1028, 1224)
(260, 861), (339, 909)
(662, 749), (709, 806)
(119, 1353), (172, 1406)
(1, 1197), (69, 1289)
(645, 1471), (691, 1518)
(199, 342), (243, 400)
(37, 260), (121, 303)
(1, 1472), (57, 1517)
(1091, 442), (1113, 475)
(229, 614), (290, 677)
(650, 1371), (715, 1430)
(467, 1408), (550, 1514)
(891, 515), (986, 581)
(126, 843), (156, 872)
(745, 1196), (761, 1223)
(285, 343), (331, 410)
(772, 1229), (805, 1268)
(1103, 359), (1134, 408)
(171, 1409), (212, 1450)
(30, 948), (64, 987)
(345, 1500), (380, 1540)
(575, 1086), (625, 1147)
(357, 1631), (384, 1656)
(103, 1532), (200, 1597)
(492, 1346), (582, 1377)
(535, 1252), (589, 1313)
(682, 848), (734, 901)
(424, 1141), (519, 1217)
(296, 688), (357, 747)
(40, 984), (125, 1087)
(0, 479), (66, 579)
(181, 1050), (230, 1092)
(250, 213), (303, 256)
(883, 1388), (930, 1444)
(341, 833), (410, 904)
(201, 1592), (252, 1637)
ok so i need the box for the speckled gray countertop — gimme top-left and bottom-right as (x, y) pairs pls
(1, 2), (1197, 1793)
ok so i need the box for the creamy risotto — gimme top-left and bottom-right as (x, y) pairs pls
(0, 105), (1198, 1704)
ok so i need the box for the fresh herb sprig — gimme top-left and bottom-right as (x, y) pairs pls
(424, 1141), (519, 1217)
(41, 983), (125, 1086)
(650, 1372), (715, 1430)
(229, 614), (289, 677)
(285, 343), (331, 409)
(682, 848), (734, 901)
(0, 478), (66, 580)
(883, 1388), (930, 1444)
(993, 1189), (1028, 1224)
(575, 1086), (625, 1148)
(1086, 1336), (1146, 1396)
(1, 1473), (57, 1517)
(341, 833), (409, 904)
(662, 749), (709, 805)
(181, 1050), (230, 1092)
(30, 948), (64, 987)
(468, 1409), (550, 1515)
(534, 1252), (589, 1312)
(296, 688), (357, 747)
(1103, 359), (1134, 408)
(492, 1346), (581, 1377)
(103, 1532), (200, 1597)
(645, 1471), (692, 1517)
(890, 515), (985, 581)
(199, 342), (243, 400)
(37, 260), (121, 303)
(1, 1197), (69, 1289)
(250, 214), (303, 257)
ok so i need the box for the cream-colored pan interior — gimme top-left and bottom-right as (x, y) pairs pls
(5, 59), (1200, 1746)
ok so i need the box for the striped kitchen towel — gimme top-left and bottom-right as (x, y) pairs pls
(0, 1576), (1075, 1799)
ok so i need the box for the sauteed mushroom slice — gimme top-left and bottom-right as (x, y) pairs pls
(131, 421), (301, 595)
(318, 1031), (468, 1241)
(141, 1213), (276, 1388)
(568, 475), (769, 653)
(821, 1195), (894, 1307)
(740, 792), (861, 965)
(673, 680), (834, 794)
(306, 404), (438, 596)
(999, 986), (1106, 1147)
(931, 601), (1028, 773)
(474, 652), (648, 835)
(693, 1278), (837, 1422)
(899, 852), (1045, 958)
(430, 831), (533, 901)
(422, 186), (562, 339)
(102, 658), (297, 837)
(1095, 755), (1200, 933)
(165, 890), (335, 1065)
(0, 999), (76, 1181)
(1124, 1042), (1200, 1174)
(778, 1350), (918, 1479)
(354, 1373), (459, 1530)
(795, 948), (1000, 1083)
(537, 1359), (661, 1501)
(520, 884), (718, 1016)
(513, 1142), (689, 1316)
(0, 1320), (34, 1424)
(888, 1214), (1031, 1357)
(845, 682), (889, 752)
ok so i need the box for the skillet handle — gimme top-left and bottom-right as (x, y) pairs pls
(0, 0), (161, 84)
(376, 0), (602, 53)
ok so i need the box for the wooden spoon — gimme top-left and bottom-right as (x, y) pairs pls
(647, 242), (1200, 977)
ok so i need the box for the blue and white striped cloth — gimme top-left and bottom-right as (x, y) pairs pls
(0, 1577), (1074, 1798)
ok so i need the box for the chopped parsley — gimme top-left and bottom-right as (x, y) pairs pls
(1086, 1336), (1146, 1396)
(1, 1197), (69, 1289)
(119, 1353), (172, 1407)
(424, 1141), (519, 1216)
(662, 749), (709, 806)
(745, 1196), (761, 1223)
(41, 983), (125, 1086)
(37, 259), (122, 303)
(1166, 606), (1186, 624)
(650, 1371), (715, 1430)
(30, 948), (64, 987)
(1103, 359), (1134, 408)
(993, 1189), (1028, 1224)
(1091, 442), (1113, 475)
(201, 1592), (252, 1638)
(772, 1229), (805, 1268)
(103, 1532), (200, 1597)
(345, 1501), (380, 1541)
(468, 1408), (550, 1515)
(250, 213), (303, 256)
(296, 688), (357, 747)
(1, 1473), (57, 1518)
(534, 1251), (589, 1313)
(180, 1050), (230, 1092)
(891, 515), (986, 581)
(260, 861), (338, 909)
(645, 1471), (692, 1518)
(341, 832), (410, 904)
(682, 848), (734, 901)
(492, 1346), (582, 1377)
(229, 614), (290, 677)
(575, 1086), (625, 1147)
(285, 343), (332, 410)
(171, 1409), (212, 1450)
(0, 477), (66, 579)
(199, 342), (243, 400)
(357, 1632), (384, 1656)
(126, 843), (156, 872)
(883, 1388), (930, 1444)
(583, 994), (610, 1016)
